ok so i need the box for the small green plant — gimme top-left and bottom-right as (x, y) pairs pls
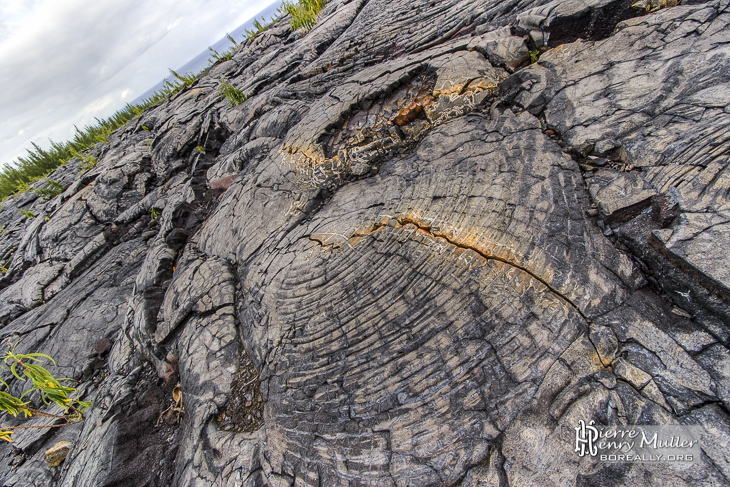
(0, 342), (90, 442)
(72, 149), (97, 173)
(529, 50), (540, 64)
(142, 125), (150, 131)
(14, 182), (30, 195)
(33, 179), (64, 199)
(219, 79), (247, 107)
(150, 207), (161, 220)
(169, 69), (197, 88)
(195, 146), (205, 154)
(0, 266), (7, 273)
(244, 17), (270, 39)
(208, 46), (233, 64)
(19, 209), (35, 220)
(283, 0), (326, 32)
(0, 227), (5, 235)
(225, 33), (239, 47)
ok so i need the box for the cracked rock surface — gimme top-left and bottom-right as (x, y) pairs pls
(1, 0), (729, 485)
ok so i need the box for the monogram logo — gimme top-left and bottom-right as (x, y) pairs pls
(575, 419), (599, 457)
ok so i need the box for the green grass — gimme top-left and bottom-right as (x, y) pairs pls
(208, 46), (233, 64)
(244, 17), (270, 40)
(18, 209), (35, 220)
(242, 5), (292, 41)
(169, 69), (197, 87)
(226, 33), (239, 47)
(283, 0), (326, 32)
(219, 79), (248, 107)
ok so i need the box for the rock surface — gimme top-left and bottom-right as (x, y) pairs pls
(0, 0), (729, 485)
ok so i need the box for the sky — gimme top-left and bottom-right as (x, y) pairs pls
(0, 0), (280, 166)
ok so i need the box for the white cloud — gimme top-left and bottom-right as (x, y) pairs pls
(167, 17), (182, 31)
(0, 0), (280, 165)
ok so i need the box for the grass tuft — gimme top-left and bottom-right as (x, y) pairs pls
(18, 209), (35, 220)
(208, 46), (234, 64)
(244, 17), (270, 40)
(169, 69), (197, 87)
(225, 33), (239, 47)
(283, 0), (327, 32)
(219, 79), (248, 107)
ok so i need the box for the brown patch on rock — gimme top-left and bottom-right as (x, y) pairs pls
(209, 174), (237, 190)
(217, 353), (264, 433)
(93, 337), (112, 356)
(161, 355), (179, 392)
(45, 441), (73, 467)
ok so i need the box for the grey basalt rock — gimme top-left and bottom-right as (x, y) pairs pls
(0, 0), (729, 486)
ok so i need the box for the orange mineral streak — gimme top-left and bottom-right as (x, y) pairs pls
(395, 213), (524, 266)
(343, 212), (574, 313)
(393, 95), (435, 126)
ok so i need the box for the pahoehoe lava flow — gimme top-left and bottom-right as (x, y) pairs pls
(0, 0), (729, 485)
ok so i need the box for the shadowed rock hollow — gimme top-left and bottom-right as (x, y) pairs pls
(0, 0), (729, 485)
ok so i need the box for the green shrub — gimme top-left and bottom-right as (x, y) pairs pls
(283, 0), (326, 32)
(0, 342), (90, 442)
(244, 17), (270, 40)
(219, 79), (248, 107)
(150, 207), (161, 220)
(33, 179), (64, 199)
